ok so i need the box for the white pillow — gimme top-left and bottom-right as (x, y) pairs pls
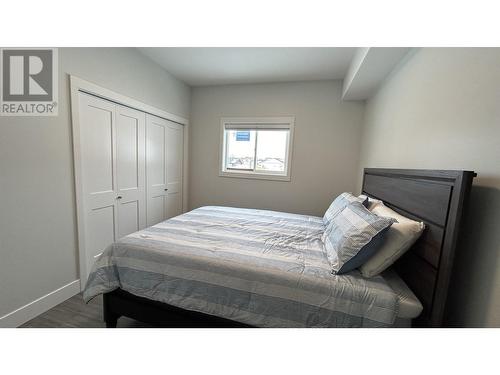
(360, 202), (425, 278)
(366, 197), (383, 210)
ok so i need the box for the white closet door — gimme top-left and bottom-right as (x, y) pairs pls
(166, 121), (184, 219)
(78, 93), (146, 283)
(78, 93), (118, 280)
(115, 105), (146, 238)
(146, 114), (168, 226)
(146, 115), (184, 226)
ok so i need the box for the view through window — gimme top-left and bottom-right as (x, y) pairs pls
(221, 118), (294, 180)
(225, 129), (288, 173)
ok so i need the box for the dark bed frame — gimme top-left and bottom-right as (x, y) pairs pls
(103, 168), (476, 328)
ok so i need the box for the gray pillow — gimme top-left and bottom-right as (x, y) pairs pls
(322, 201), (397, 275)
(323, 192), (366, 226)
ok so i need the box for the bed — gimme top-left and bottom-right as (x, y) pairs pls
(83, 168), (475, 327)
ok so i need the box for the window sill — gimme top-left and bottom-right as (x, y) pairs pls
(219, 170), (291, 182)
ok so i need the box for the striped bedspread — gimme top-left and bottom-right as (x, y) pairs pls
(83, 206), (399, 327)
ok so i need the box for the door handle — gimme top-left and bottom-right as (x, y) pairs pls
(164, 188), (168, 191)
(116, 196), (122, 200)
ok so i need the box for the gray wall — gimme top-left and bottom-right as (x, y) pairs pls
(189, 81), (365, 216)
(0, 48), (190, 318)
(358, 48), (500, 327)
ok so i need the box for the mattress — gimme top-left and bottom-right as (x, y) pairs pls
(84, 206), (404, 327)
(383, 269), (423, 319)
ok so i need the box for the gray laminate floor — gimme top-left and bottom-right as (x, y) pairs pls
(20, 293), (151, 328)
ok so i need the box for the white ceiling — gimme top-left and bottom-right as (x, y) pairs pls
(138, 47), (357, 86)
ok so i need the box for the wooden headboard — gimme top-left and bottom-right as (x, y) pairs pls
(362, 168), (475, 327)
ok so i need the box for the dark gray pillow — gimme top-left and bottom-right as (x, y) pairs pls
(358, 194), (370, 208)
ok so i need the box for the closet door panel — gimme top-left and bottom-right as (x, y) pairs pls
(88, 206), (116, 264)
(117, 201), (140, 238)
(80, 97), (115, 196)
(78, 93), (118, 277)
(166, 121), (184, 219)
(148, 197), (165, 226)
(166, 195), (183, 220)
(146, 115), (168, 226)
(115, 106), (146, 237)
(148, 122), (166, 186)
(116, 113), (139, 190)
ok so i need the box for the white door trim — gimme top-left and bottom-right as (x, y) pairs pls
(70, 76), (189, 125)
(70, 75), (189, 291)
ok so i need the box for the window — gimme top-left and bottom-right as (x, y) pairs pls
(220, 117), (294, 181)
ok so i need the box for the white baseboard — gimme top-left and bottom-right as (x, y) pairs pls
(0, 280), (81, 328)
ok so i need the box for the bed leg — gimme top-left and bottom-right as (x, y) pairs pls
(105, 316), (119, 328)
(103, 292), (120, 328)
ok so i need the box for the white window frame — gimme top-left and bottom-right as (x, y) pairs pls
(219, 117), (295, 181)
